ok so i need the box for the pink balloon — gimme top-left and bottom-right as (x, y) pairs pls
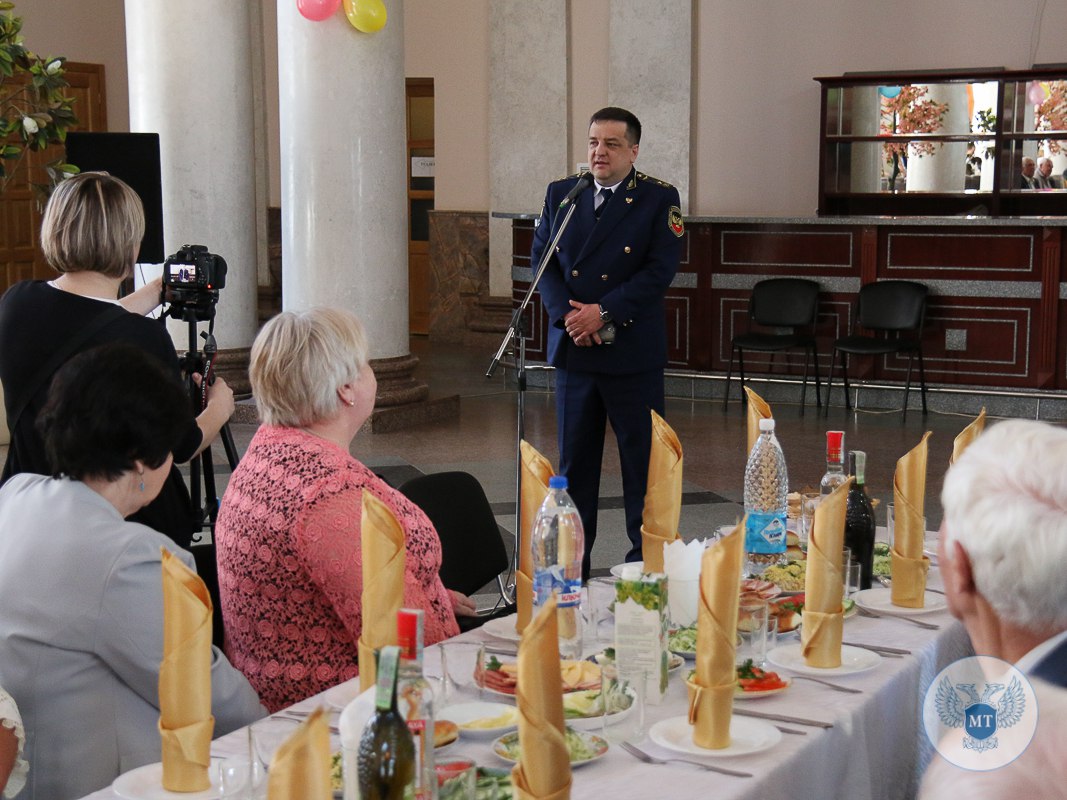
(297, 0), (341, 22)
(1028, 81), (1047, 106)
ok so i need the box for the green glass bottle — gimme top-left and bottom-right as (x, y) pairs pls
(357, 646), (416, 800)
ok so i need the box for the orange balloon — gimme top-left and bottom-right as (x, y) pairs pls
(343, 0), (387, 32)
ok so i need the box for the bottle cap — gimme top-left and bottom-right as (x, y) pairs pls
(396, 608), (424, 660)
(549, 475), (568, 490)
(758, 418), (775, 432)
(826, 430), (844, 459)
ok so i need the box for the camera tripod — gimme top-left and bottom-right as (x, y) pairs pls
(170, 310), (240, 543)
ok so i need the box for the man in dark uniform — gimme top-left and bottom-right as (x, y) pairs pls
(531, 106), (684, 579)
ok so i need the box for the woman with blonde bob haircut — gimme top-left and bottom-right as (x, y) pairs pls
(0, 171), (234, 552)
(215, 307), (475, 711)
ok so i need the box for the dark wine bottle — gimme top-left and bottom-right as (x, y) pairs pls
(358, 645), (416, 800)
(844, 450), (877, 590)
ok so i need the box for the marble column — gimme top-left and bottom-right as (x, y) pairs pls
(488, 0), (568, 298)
(277, 0), (453, 429)
(907, 84), (967, 193)
(125, 0), (260, 377)
(608, 0), (692, 210)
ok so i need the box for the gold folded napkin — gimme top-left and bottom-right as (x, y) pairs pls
(892, 432), (932, 608)
(519, 441), (554, 634)
(641, 410), (683, 573)
(159, 549), (215, 792)
(950, 408), (986, 465)
(801, 481), (848, 668)
(744, 387), (772, 457)
(688, 523), (743, 749)
(358, 491), (405, 692)
(267, 707), (331, 799)
(511, 598), (572, 800)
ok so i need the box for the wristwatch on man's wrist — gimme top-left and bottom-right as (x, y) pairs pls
(599, 304), (613, 324)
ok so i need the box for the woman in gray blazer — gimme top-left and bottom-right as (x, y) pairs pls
(0, 344), (265, 799)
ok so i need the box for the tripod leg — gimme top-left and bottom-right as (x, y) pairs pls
(220, 422), (241, 471)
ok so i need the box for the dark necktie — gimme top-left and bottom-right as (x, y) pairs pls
(594, 187), (612, 218)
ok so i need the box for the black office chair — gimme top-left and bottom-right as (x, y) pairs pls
(398, 471), (512, 631)
(826, 280), (929, 417)
(723, 278), (822, 411)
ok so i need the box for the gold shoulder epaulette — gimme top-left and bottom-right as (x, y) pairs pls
(635, 172), (675, 190)
(552, 171), (585, 184)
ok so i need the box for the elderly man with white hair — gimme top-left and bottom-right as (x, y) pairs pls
(937, 418), (1067, 683)
(919, 419), (1067, 798)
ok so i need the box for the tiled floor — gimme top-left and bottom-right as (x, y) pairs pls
(215, 336), (1012, 590)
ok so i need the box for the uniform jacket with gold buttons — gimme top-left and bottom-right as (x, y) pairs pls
(531, 167), (683, 374)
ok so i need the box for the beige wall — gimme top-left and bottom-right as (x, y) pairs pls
(17, 0), (1067, 216)
(17, 0), (128, 131)
(404, 0), (490, 212)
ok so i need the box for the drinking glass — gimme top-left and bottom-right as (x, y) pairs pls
(250, 718), (294, 773)
(887, 503), (926, 554)
(584, 577), (616, 650)
(217, 755), (266, 799)
(736, 598), (770, 668)
(844, 561), (862, 601)
(439, 641), (484, 705)
(800, 492), (821, 550)
(599, 661), (645, 743)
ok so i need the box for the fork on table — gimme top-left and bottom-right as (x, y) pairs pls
(619, 742), (753, 778)
(876, 575), (945, 595)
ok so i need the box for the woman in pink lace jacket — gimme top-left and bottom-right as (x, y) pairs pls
(215, 308), (474, 711)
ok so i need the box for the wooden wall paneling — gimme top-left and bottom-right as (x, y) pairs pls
(1036, 228), (1061, 388)
(921, 296), (1037, 387)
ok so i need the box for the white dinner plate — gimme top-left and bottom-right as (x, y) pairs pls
(112, 761), (240, 800)
(734, 677), (792, 700)
(767, 643), (882, 677)
(566, 686), (638, 731)
(323, 679), (361, 710)
(481, 614), (522, 642)
(438, 701), (518, 739)
(492, 729), (608, 767)
(649, 715), (781, 757)
(609, 560), (644, 578)
(853, 587), (947, 615)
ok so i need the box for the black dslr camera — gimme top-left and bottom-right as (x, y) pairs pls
(162, 244), (226, 321)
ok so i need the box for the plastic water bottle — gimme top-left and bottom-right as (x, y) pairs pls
(531, 475), (585, 659)
(743, 418), (789, 574)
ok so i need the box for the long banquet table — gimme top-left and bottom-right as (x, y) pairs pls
(83, 564), (972, 800)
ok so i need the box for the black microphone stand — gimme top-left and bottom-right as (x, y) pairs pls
(486, 190), (587, 604)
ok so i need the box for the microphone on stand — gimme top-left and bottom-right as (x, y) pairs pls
(558, 171), (596, 208)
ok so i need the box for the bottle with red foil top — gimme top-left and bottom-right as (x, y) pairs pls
(396, 609), (437, 800)
(820, 431), (847, 496)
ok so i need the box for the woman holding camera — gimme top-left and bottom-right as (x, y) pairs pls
(0, 171), (233, 548)
(215, 307), (474, 711)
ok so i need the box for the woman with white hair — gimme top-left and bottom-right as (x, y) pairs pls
(215, 307), (474, 711)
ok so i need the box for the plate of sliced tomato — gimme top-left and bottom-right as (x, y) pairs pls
(734, 659), (791, 699)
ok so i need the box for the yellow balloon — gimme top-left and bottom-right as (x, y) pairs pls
(343, 0), (387, 32)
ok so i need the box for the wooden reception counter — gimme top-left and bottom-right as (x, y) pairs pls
(498, 215), (1067, 394)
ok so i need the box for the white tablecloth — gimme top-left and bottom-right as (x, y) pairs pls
(83, 568), (971, 800)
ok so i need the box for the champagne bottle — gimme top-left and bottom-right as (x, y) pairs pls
(358, 645), (416, 800)
(820, 431), (847, 496)
(397, 609), (437, 800)
(844, 450), (876, 590)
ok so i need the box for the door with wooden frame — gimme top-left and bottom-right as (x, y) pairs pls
(406, 78), (433, 335)
(0, 62), (107, 294)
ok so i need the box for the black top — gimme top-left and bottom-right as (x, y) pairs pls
(0, 280), (202, 547)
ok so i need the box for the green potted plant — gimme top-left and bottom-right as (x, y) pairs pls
(0, 0), (78, 199)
